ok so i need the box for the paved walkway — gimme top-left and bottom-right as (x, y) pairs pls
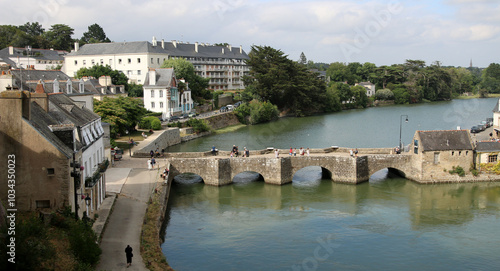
(96, 131), (165, 270)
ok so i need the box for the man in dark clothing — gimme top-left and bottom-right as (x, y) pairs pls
(125, 245), (133, 267)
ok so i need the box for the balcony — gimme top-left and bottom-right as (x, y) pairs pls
(85, 159), (108, 187)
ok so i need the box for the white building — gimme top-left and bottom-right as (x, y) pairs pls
(64, 37), (250, 90)
(0, 46), (66, 70)
(143, 68), (193, 120)
(355, 81), (376, 97)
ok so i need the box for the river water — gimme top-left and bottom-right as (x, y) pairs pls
(162, 98), (500, 271)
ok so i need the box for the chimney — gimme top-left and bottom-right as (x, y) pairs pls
(227, 44), (232, 51)
(8, 46), (14, 55)
(35, 80), (45, 94)
(99, 75), (112, 87)
(152, 36), (157, 47)
(172, 40), (177, 48)
(240, 45), (242, 54)
(161, 39), (165, 49)
(195, 42), (198, 53)
(74, 42), (79, 52)
(222, 48), (225, 54)
(149, 69), (156, 85)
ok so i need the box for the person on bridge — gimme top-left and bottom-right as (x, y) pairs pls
(275, 149), (279, 159)
(245, 147), (250, 157)
(289, 147), (293, 156)
(212, 146), (217, 156)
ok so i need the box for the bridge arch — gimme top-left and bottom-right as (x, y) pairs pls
(232, 171), (265, 184)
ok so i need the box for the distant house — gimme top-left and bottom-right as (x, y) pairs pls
(475, 141), (500, 170)
(0, 46), (66, 70)
(411, 130), (474, 180)
(492, 99), (500, 138)
(0, 86), (107, 217)
(143, 68), (193, 120)
(81, 75), (127, 101)
(355, 82), (376, 97)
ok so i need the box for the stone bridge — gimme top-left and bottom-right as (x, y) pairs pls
(166, 147), (419, 186)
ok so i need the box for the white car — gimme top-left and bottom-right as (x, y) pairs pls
(227, 105), (234, 111)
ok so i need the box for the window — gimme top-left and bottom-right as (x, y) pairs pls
(137, 58), (141, 63)
(127, 70), (132, 75)
(489, 155), (498, 163)
(137, 70), (141, 75)
(160, 102), (163, 108)
(151, 58), (153, 64)
(118, 59), (122, 64)
(159, 90), (163, 98)
(91, 59), (95, 65)
(151, 102), (155, 108)
(47, 168), (55, 175)
(128, 58), (131, 64)
(434, 152), (440, 164)
(74, 60), (78, 65)
(157, 58), (160, 64)
(83, 60), (86, 65)
(36, 200), (50, 208)
(109, 59), (112, 65)
(151, 90), (154, 98)
(100, 59), (104, 65)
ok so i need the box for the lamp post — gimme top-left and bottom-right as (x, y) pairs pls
(126, 130), (131, 157)
(399, 115), (409, 152)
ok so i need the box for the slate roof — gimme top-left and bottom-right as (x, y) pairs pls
(66, 41), (166, 56)
(66, 41), (249, 60)
(417, 130), (473, 151)
(143, 68), (175, 87)
(0, 47), (66, 61)
(475, 141), (500, 152)
(9, 69), (93, 95)
(48, 94), (100, 127)
(28, 101), (75, 158)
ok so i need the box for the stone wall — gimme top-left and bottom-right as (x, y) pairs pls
(134, 128), (181, 156)
(203, 112), (240, 130)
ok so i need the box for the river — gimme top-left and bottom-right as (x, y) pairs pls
(162, 98), (500, 271)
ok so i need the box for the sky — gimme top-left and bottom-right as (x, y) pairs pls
(2, 0), (500, 68)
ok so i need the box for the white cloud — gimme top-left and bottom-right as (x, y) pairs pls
(0, 0), (499, 67)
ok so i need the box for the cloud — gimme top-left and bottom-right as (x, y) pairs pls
(0, 0), (499, 67)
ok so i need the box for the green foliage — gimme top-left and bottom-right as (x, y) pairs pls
(80, 23), (111, 45)
(44, 24), (74, 51)
(481, 63), (500, 93)
(67, 219), (101, 266)
(94, 97), (148, 137)
(128, 83), (144, 97)
(185, 118), (210, 133)
(139, 116), (162, 130)
(0, 213), (55, 270)
(375, 88), (395, 100)
(449, 166), (466, 177)
(244, 45), (327, 115)
(212, 90), (224, 108)
(161, 58), (210, 99)
(75, 64), (129, 87)
(234, 100), (279, 124)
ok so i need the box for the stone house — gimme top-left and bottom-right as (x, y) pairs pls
(0, 86), (107, 218)
(143, 68), (194, 120)
(355, 81), (376, 97)
(475, 141), (500, 170)
(411, 130), (474, 181)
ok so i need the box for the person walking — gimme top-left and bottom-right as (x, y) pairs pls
(151, 157), (156, 169)
(289, 147), (293, 156)
(275, 149), (279, 159)
(125, 245), (133, 267)
(147, 159), (152, 170)
(306, 148), (310, 156)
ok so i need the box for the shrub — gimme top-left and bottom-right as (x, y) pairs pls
(139, 116), (161, 130)
(449, 166), (466, 177)
(68, 220), (101, 266)
(185, 118), (210, 133)
(375, 88), (395, 100)
(151, 118), (162, 130)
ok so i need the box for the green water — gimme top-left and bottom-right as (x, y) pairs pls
(162, 98), (500, 270)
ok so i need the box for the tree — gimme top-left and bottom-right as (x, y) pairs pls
(75, 64), (129, 87)
(44, 24), (74, 51)
(128, 83), (143, 97)
(243, 45), (327, 115)
(0, 25), (31, 48)
(94, 97), (148, 137)
(80, 23), (111, 45)
(481, 63), (500, 93)
(352, 85), (368, 108)
(161, 58), (210, 99)
(299, 52), (307, 65)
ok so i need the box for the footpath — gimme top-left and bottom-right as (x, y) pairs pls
(94, 131), (167, 271)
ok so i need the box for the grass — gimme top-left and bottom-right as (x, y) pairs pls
(215, 124), (247, 134)
(141, 182), (174, 271)
(456, 93), (500, 99)
(115, 130), (153, 142)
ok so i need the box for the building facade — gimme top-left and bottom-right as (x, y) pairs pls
(143, 68), (193, 120)
(64, 37), (250, 90)
(0, 87), (107, 218)
(0, 46), (66, 70)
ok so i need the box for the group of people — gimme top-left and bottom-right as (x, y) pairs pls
(160, 167), (169, 179)
(147, 157), (157, 169)
(229, 145), (250, 157)
(350, 148), (359, 157)
(288, 147), (310, 157)
(150, 148), (164, 158)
